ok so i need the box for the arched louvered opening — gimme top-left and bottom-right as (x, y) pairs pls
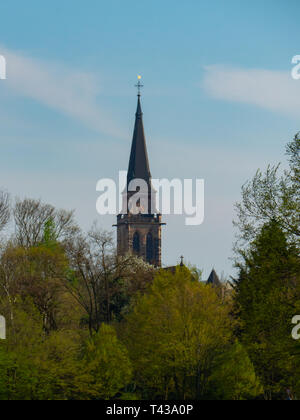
(133, 232), (140, 254)
(146, 232), (153, 263)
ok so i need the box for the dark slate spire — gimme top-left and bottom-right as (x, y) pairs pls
(127, 95), (151, 187)
(207, 269), (222, 287)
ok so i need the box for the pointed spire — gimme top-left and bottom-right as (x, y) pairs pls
(127, 80), (151, 187)
(136, 95), (143, 118)
(207, 269), (221, 287)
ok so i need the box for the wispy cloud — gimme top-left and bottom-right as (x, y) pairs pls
(0, 46), (123, 138)
(203, 65), (300, 119)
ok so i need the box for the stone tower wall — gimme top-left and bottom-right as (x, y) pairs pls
(117, 213), (162, 267)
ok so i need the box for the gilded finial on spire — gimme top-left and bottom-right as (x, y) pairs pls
(135, 75), (144, 97)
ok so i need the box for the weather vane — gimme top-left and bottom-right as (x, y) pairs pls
(135, 75), (144, 97)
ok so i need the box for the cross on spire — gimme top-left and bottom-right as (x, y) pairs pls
(135, 75), (144, 97)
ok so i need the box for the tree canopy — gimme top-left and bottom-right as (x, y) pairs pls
(0, 133), (298, 400)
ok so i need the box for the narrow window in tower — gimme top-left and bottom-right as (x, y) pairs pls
(154, 238), (159, 262)
(146, 232), (153, 263)
(133, 232), (140, 254)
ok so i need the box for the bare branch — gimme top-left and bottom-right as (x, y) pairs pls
(13, 198), (79, 247)
(0, 191), (10, 232)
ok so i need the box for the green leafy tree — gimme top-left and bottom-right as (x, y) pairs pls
(0, 241), (84, 334)
(43, 218), (58, 248)
(234, 133), (300, 249)
(124, 266), (234, 400)
(0, 299), (88, 400)
(81, 324), (132, 399)
(208, 341), (262, 400)
(234, 221), (300, 399)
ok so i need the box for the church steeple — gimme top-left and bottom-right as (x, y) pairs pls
(127, 89), (151, 188)
(116, 77), (164, 268)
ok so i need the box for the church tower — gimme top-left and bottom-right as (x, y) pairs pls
(116, 79), (164, 267)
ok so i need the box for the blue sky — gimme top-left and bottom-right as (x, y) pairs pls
(0, 1), (299, 278)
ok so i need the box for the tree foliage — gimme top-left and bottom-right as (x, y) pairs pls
(234, 133), (300, 249)
(233, 134), (300, 400)
(82, 324), (132, 400)
(124, 267), (234, 399)
(208, 341), (262, 400)
(0, 134), (298, 400)
(234, 217), (300, 399)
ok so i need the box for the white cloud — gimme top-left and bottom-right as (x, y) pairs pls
(0, 46), (124, 138)
(203, 65), (300, 118)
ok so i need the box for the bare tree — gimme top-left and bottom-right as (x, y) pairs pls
(65, 225), (154, 334)
(13, 198), (79, 247)
(0, 191), (10, 232)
